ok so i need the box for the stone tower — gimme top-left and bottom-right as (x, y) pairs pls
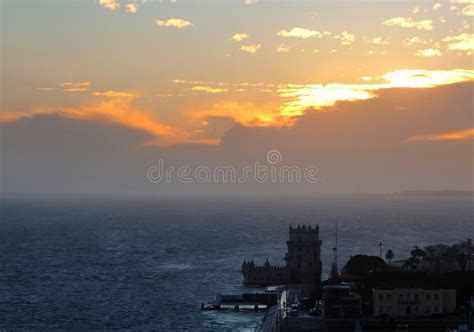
(285, 225), (322, 285)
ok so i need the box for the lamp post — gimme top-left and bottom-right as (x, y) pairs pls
(379, 241), (384, 259)
(277, 288), (281, 332)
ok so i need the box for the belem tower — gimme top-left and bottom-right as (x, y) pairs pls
(241, 225), (322, 286)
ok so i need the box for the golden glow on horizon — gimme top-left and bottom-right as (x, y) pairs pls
(406, 128), (474, 141)
(4, 69), (474, 146)
(276, 69), (474, 116)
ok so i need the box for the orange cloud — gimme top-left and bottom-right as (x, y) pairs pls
(36, 82), (91, 92)
(60, 82), (91, 92)
(1, 99), (188, 146)
(277, 27), (324, 39)
(334, 31), (355, 45)
(189, 100), (292, 128)
(92, 90), (136, 98)
(404, 36), (429, 46)
(383, 17), (433, 30)
(126, 3), (138, 14)
(370, 37), (390, 45)
(414, 48), (442, 57)
(154, 18), (192, 29)
(443, 33), (474, 52)
(461, 4), (474, 15)
(99, 0), (120, 10)
(406, 128), (474, 142)
(240, 44), (261, 53)
(231, 33), (249, 42)
(191, 86), (228, 94)
(276, 43), (290, 53)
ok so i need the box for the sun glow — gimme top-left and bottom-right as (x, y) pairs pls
(276, 69), (474, 116)
(278, 85), (374, 116)
(382, 69), (474, 88)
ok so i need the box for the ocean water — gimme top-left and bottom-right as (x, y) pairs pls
(1, 195), (473, 330)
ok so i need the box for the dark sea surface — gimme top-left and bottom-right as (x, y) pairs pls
(1, 195), (473, 331)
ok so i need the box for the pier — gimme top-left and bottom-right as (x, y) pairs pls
(201, 292), (278, 311)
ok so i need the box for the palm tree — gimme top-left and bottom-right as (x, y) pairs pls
(385, 249), (394, 266)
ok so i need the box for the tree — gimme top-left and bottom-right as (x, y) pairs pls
(406, 246), (426, 271)
(343, 255), (388, 275)
(403, 257), (418, 271)
(385, 249), (394, 266)
(410, 246), (426, 259)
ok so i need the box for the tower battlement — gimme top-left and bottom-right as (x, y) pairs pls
(288, 224), (320, 242)
(289, 224), (319, 233)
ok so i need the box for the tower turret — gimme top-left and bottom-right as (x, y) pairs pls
(285, 224), (322, 285)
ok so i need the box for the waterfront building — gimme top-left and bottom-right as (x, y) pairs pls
(373, 288), (456, 317)
(322, 285), (362, 318)
(241, 259), (289, 286)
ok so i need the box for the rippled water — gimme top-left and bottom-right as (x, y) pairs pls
(1, 196), (472, 330)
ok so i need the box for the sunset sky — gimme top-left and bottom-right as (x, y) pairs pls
(1, 0), (473, 195)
